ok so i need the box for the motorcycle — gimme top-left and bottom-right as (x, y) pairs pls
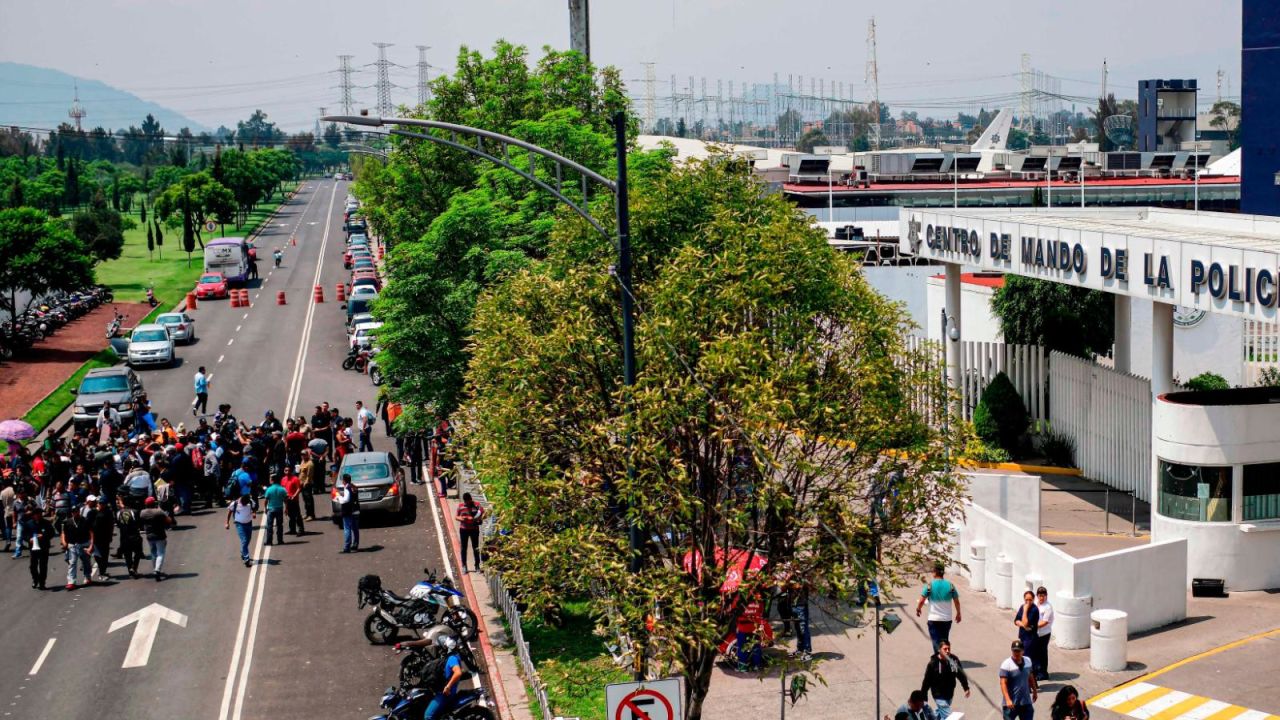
(357, 573), (478, 645)
(106, 309), (125, 339)
(145, 287), (158, 307)
(342, 346), (372, 372)
(375, 637), (493, 720)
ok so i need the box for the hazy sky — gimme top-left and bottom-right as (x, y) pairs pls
(0, 0), (1244, 131)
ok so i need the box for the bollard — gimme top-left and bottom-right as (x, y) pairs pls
(994, 555), (1014, 609)
(230, 291), (240, 308)
(1090, 609), (1128, 671)
(1025, 573), (1043, 595)
(336, 283), (346, 302)
(291, 235), (297, 247)
(949, 521), (965, 572)
(186, 292), (198, 311)
(968, 541), (988, 592)
(313, 285), (324, 303)
(239, 289), (250, 307)
(378, 245), (385, 260)
(1054, 591), (1093, 649)
(277, 291), (286, 305)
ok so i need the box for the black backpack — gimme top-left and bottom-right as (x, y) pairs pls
(421, 652), (473, 693)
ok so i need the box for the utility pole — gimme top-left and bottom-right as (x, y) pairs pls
(641, 62), (657, 133)
(373, 42), (396, 118)
(568, 0), (590, 62)
(866, 18), (881, 150)
(337, 55), (356, 116)
(416, 45), (432, 107)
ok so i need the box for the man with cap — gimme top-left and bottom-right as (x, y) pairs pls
(89, 496), (114, 581)
(139, 496), (172, 581)
(892, 690), (937, 720)
(262, 409), (283, 435)
(999, 639), (1039, 720)
(230, 458), (254, 505)
(115, 496), (144, 578)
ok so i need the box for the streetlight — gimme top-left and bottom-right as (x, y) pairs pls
(939, 308), (961, 447)
(1192, 138), (1203, 212)
(1080, 146), (1086, 208)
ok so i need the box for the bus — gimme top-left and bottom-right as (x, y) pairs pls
(204, 237), (249, 284)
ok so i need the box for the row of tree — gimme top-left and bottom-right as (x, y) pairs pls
(357, 42), (963, 719)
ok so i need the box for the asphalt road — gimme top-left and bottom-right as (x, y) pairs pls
(0, 179), (457, 720)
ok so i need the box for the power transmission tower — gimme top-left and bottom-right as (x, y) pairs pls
(1020, 53), (1034, 132)
(865, 17), (881, 149)
(337, 55), (356, 116)
(641, 62), (656, 132)
(68, 81), (86, 132)
(373, 42), (396, 117)
(316, 107), (327, 138)
(1216, 67), (1224, 104)
(417, 45), (432, 107)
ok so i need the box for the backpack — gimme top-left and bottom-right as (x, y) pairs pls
(421, 653), (473, 693)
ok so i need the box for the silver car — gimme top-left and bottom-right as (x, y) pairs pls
(126, 324), (175, 368)
(155, 312), (196, 344)
(331, 452), (407, 521)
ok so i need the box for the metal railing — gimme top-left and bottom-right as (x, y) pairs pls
(488, 571), (555, 720)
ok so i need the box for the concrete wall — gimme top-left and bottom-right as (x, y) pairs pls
(926, 277), (1003, 343)
(1127, 297), (1245, 387)
(966, 472), (1041, 535)
(862, 265), (934, 333)
(955, 502), (1076, 613)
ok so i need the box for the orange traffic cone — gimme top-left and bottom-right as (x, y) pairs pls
(186, 292), (198, 311)
(314, 285), (324, 303)
(336, 284), (346, 302)
(277, 291), (286, 305)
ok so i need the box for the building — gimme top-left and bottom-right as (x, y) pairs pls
(1241, 0), (1280, 216)
(1138, 79), (1198, 152)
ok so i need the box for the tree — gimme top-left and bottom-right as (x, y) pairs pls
(139, 197), (147, 225)
(467, 155), (963, 720)
(1209, 100), (1241, 151)
(146, 221), (155, 260)
(70, 193), (127, 262)
(153, 218), (164, 259)
(0, 207), (95, 319)
(795, 127), (830, 153)
(63, 159), (80, 206)
(182, 186), (197, 266)
(323, 122), (342, 149)
(236, 110), (283, 148)
(776, 108), (801, 139)
(154, 171), (234, 247)
(675, 117), (687, 138)
(991, 275), (1114, 358)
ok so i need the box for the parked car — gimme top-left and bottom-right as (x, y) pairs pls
(155, 312), (196, 344)
(330, 451), (407, 521)
(348, 285), (379, 303)
(72, 367), (144, 430)
(195, 272), (229, 300)
(346, 297), (375, 325)
(126, 324), (176, 368)
(351, 275), (380, 293)
(350, 321), (383, 349)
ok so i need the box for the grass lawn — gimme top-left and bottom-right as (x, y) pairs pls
(0, 348), (119, 453)
(517, 599), (629, 719)
(97, 183), (298, 307)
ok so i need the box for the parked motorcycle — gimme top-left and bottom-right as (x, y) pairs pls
(357, 573), (478, 645)
(106, 309), (125, 339)
(145, 287), (158, 307)
(342, 345), (372, 372)
(374, 637), (493, 720)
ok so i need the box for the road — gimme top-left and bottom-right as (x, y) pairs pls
(0, 179), (461, 720)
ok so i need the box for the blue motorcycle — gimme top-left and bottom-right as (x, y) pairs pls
(359, 570), (479, 645)
(370, 684), (494, 720)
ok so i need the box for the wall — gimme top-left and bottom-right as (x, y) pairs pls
(1242, 0), (1280, 217)
(925, 276), (1003, 344)
(862, 265), (934, 331)
(955, 502), (1076, 612)
(1127, 297), (1246, 387)
(966, 472), (1041, 535)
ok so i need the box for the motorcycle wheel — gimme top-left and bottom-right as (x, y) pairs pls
(453, 707), (496, 720)
(370, 367), (383, 385)
(363, 612), (398, 645)
(341, 356), (356, 371)
(445, 608), (480, 641)
(399, 646), (444, 687)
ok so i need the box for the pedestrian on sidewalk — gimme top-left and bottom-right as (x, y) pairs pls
(140, 496), (171, 581)
(1050, 686), (1089, 720)
(60, 508), (92, 589)
(891, 690), (937, 720)
(916, 563), (962, 652)
(282, 465), (305, 535)
(1014, 590), (1040, 667)
(921, 640), (970, 720)
(336, 473), (360, 553)
(999, 640), (1039, 720)
(1033, 586), (1054, 681)
(263, 475), (286, 546)
(356, 401), (376, 452)
(457, 492), (484, 573)
(226, 494), (255, 567)
(25, 507), (54, 590)
(115, 496), (143, 578)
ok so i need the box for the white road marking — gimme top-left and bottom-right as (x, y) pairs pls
(1094, 683), (1160, 709)
(231, 545), (271, 720)
(227, 338), (234, 346)
(254, 294), (260, 301)
(108, 604), (188, 669)
(425, 465), (455, 583)
(27, 639), (55, 676)
(1177, 700), (1232, 720)
(242, 313), (248, 320)
(283, 181), (338, 420)
(235, 325), (241, 332)
(217, 521), (267, 720)
(218, 355), (224, 363)
(1130, 691), (1192, 719)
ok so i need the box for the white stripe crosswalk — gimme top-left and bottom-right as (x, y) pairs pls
(1091, 682), (1279, 720)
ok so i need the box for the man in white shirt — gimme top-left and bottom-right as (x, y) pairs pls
(1033, 586), (1054, 681)
(355, 400), (376, 452)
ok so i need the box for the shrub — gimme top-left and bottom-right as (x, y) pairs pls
(972, 372), (1028, 453)
(1258, 366), (1280, 388)
(1037, 429), (1076, 467)
(1187, 371), (1230, 392)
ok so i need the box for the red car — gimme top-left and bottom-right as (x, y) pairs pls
(195, 272), (229, 299)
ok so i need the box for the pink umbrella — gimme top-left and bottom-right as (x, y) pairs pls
(0, 419), (35, 442)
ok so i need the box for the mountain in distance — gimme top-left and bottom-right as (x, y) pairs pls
(0, 62), (206, 133)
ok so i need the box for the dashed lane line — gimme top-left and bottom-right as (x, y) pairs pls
(27, 639), (54, 676)
(218, 354), (224, 363)
(227, 338), (234, 346)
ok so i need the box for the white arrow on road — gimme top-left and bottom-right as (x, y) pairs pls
(108, 603), (189, 668)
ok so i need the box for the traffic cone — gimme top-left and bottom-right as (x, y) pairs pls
(277, 291), (286, 305)
(239, 289), (250, 307)
(230, 292), (240, 308)
(336, 284), (346, 302)
(186, 292), (198, 311)
(291, 236), (297, 247)
(314, 285), (324, 303)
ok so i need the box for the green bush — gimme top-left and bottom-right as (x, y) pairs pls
(1257, 366), (1280, 388)
(1186, 372), (1230, 392)
(972, 372), (1029, 453)
(1037, 429), (1076, 467)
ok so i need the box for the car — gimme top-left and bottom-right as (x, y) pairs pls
(347, 312), (375, 330)
(349, 285), (379, 302)
(350, 321), (383, 349)
(344, 247), (371, 268)
(155, 312), (196, 344)
(346, 297), (375, 325)
(330, 451), (407, 522)
(195, 272), (229, 299)
(352, 259), (376, 273)
(127, 324), (176, 367)
(351, 275), (381, 293)
(348, 232), (369, 244)
(72, 367), (144, 430)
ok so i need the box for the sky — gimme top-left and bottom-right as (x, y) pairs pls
(0, 0), (1245, 131)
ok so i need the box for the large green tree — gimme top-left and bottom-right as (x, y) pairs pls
(70, 191), (127, 262)
(991, 275), (1114, 357)
(0, 207), (95, 318)
(154, 171), (235, 245)
(467, 156), (962, 719)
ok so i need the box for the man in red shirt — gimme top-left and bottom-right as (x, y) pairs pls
(281, 466), (304, 536)
(456, 492), (484, 574)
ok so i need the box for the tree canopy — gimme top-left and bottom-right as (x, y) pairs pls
(991, 275), (1115, 357)
(0, 207), (95, 317)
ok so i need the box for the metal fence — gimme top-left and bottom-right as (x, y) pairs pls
(1049, 351), (1153, 502)
(488, 571), (555, 720)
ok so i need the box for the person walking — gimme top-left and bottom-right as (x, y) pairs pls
(999, 639), (1039, 720)
(60, 508), (92, 590)
(226, 494), (255, 567)
(355, 400), (376, 452)
(140, 496), (171, 581)
(25, 507), (55, 590)
(893, 690), (938, 720)
(262, 475), (286, 546)
(916, 563), (962, 652)
(115, 497), (144, 578)
(457, 492), (484, 573)
(1033, 586), (1054, 681)
(282, 465), (305, 536)
(1014, 590), (1040, 669)
(921, 640), (970, 720)
(1050, 686), (1089, 720)
(336, 473), (360, 553)
(89, 496), (114, 581)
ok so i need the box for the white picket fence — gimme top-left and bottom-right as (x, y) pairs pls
(1049, 351), (1153, 503)
(903, 337), (1048, 424)
(1243, 320), (1280, 387)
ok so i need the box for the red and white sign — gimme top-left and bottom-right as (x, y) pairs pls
(606, 678), (683, 720)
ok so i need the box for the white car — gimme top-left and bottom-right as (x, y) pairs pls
(155, 312), (196, 344)
(350, 321), (383, 349)
(348, 285), (379, 302)
(127, 324), (175, 368)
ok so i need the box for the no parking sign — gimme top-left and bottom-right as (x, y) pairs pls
(605, 677), (683, 720)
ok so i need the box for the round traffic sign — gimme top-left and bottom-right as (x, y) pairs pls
(615, 688), (675, 720)
(205, 220), (217, 232)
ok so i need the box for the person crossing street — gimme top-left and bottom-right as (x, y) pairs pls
(192, 366), (210, 416)
(263, 475), (286, 546)
(226, 494), (255, 567)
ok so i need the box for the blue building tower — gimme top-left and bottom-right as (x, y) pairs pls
(1242, 0), (1280, 215)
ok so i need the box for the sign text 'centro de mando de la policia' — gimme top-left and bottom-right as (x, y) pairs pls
(899, 211), (1280, 321)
